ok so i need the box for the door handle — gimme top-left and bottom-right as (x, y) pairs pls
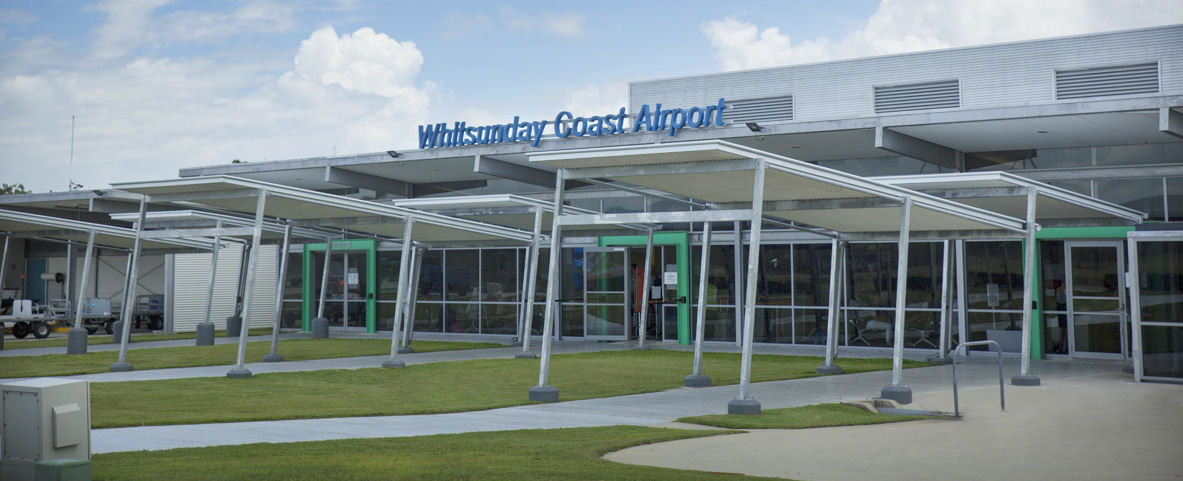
(677, 296), (687, 303)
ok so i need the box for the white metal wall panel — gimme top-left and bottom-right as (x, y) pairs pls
(171, 245), (277, 332)
(631, 26), (1183, 122)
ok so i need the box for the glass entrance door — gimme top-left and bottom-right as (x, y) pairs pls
(583, 248), (629, 340)
(1066, 241), (1126, 359)
(342, 252), (368, 330)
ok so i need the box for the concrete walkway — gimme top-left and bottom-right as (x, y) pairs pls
(0, 333), (294, 358)
(607, 369), (1183, 481)
(86, 357), (1120, 454)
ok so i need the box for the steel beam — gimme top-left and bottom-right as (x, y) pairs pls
(1160, 107), (1183, 140)
(145, 188), (260, 204)
(730, 161), (767, 414)
(111, 196), (148, 372)
(1013, 187), (1042, 386)
(636, 229), (655, 349)
(563, 158), (760, 180)
(264, 223), (292, 362)
(139, 227), (256, 239)
(72, 231), (96, 329)
(227, 191), (268, 378)
(203, 222), (223, 327)
(875, 126), (960, 170)
(882, 198), (913, 404)
(558, 210), (751, 227)
(383, 218), (415, 368)
(716, 197), (901, 211)
(685, 221), (712, 386)
(474, 155), (559, 187)
(519, 207), (544, 358)
(325, 166), (412, 196)
(913, 187), (1028, 199)
(844, 229), (1020, 241)
(819, 239), (844, 374)
(530, 169), (566, 403)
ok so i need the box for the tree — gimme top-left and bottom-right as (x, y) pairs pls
(231, 159), (246, 164)
(0, 183), (30, 195)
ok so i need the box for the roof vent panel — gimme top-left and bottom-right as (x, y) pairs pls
(1055, 63), (1159, 100)
(721, 95), (794, 124)
(874, 80), (960, 114)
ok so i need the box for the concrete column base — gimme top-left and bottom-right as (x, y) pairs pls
(528, 385), (559, 402)
(381, 359), (405, 368)
(928, 357), (954, 365)
(195, 322), (215, 346)
(880, 384), (913, 404)
(311, 317), (329, 339)
(225, 315), (242, 337)
(1011, 375), (1041, 386)
(727, 398), (761, 415)
(67, 328), (88, 355)
(514, 352), (537, 359)
(109, 362), (133, 372)
(111, 321), (123, 343)
(226, 368), (253, 378)
(398, 347), (415, 354)
(262, 353), (284, 363)
(683, 374), (712, 387)
(816, 364), (843, 375)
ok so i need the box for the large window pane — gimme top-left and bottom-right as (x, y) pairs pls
(847, 243), (938, 308)
(413, 303), (443, 333)
(281, 301), (301, 329)
(417, 250), (443, 301)
(756, 245), (792, 306)
(482, 304), (517, 334)
(1040, 241), (1067, 313)
(376, 250), (401, 303)
(445, 303), (479, 333)
(1142, 325), (1183, 379)
(481, 248), (518, 303)
(1096, 177), (1165, 221)
(1169, 177), (1183, 222)
(691, 245), (737, 306)
(794, 243), (831, 307)
(793, 308), (828, 345)
(692, 306), (735, 342)
(445, 250), (479, 301)
(283, 252), (302, 300)
(753, 307), (791, 343)
(965, 241), (1023, 310)
(1137, 241), (1183, 323)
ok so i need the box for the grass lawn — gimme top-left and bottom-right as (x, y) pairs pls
(678, 403), (928, 429)
(93, 426), (776, 481)
(1, 339), (503, 378)
(90, 350), (926, 428)
(3, 328), (273, 350)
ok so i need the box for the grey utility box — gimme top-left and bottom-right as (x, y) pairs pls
(1, 379), (91, 481)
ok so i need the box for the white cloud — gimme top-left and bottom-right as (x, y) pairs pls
(442, 12), (492, 38)
(499, 6), (585, 37)
(0, 25), (432, 192)
(703, 0), (1183, 70)
(0, 9), (38, 24)
(87, 0), (298, 59)
(559, 82), (629, 115)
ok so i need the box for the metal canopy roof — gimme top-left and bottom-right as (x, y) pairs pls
(872, 171), (1147, 227)
(391, 194), (647, 233)
(0, 208), (212, 251)
(110, 176), (535, 244)
(108, 210), (334, 242)
(529, 140), (1028, 238)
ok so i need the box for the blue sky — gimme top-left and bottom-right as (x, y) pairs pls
(1, 0), (1181, 192)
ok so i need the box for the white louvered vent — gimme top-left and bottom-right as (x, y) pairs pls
(722, 96), (794, 123)
(873, 80), (960, 113)
(1055, 63), (1159, 100)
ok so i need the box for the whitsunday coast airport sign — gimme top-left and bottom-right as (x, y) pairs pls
(417, 98), (728, 149)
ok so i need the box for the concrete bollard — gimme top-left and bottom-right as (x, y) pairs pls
(195, 321), (215, 346)
(111, 321), (123, 343)
(225, 315), (242, 337)
(66, 327), (88, 355)
(311, 317), (329, 339)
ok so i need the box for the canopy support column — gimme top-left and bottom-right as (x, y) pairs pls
(956, 240), (968, 348)
(684, 221), (713, 387)
(881, 198), (914, 404)
(66, 230), (96, 355)
(932, 239), (954, 364)
(401, 245), (423, 351)
(196, 222), (223, 346)
(635, 228), (655, 350)
(311, 235), (334, 338)
(517, 206), (544, 359)
(227, 190), (268, 378)
(728, 160), (766, 415)
(818, 239), (845, 374)
(529, 170), (566, 403)
(111, 195), (148, 372)
(1013, 187), (1042, 386)
(733, 220), (743, 348)
(0, 234), (8, 350)
(383, 217), (414, 368)
(264, 223), (292, 363)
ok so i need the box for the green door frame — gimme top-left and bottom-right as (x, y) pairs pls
(1028, 225), (1135, 359)
(598, 231), (691, 345)
(302, 238), (378, 333)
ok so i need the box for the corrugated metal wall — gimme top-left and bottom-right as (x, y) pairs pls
(630, 25), (1183, 121)
(172, 244), (277, 332)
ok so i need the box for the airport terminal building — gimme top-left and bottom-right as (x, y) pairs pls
(2, 25), (1181, 383)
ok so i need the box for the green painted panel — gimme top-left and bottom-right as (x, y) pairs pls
(599, 232), (691, 345)
(301, 239), (378, 332)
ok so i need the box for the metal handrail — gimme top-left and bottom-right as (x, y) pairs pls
(950, 340), (1005, 417)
